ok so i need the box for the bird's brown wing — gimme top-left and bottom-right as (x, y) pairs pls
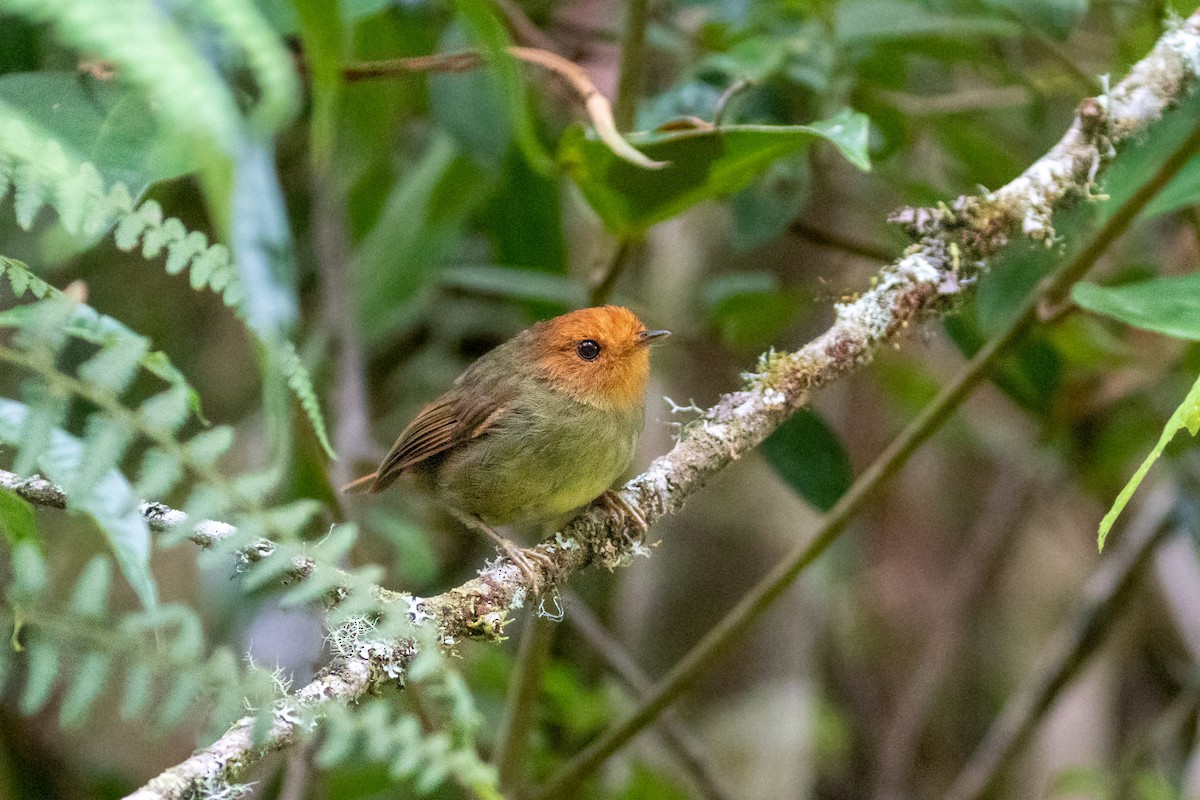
(351, 385), (511, 494)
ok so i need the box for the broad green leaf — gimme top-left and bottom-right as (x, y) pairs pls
(487, 149), (567, 272)
(1097, 372), (1200, 551)
(559, 109), (870, 236)
(836, 0), (1022, 45)
(0, 399), (157, 609)
(761, 408), (853, 512)
(0, 72), (198, 193)
(5, 0), (240, 162)
(1142, 151), (1200, 218)
(439, 266), (585, 309)
(430, 23), (511, 169)
(454, 0), (553, 174)
(353, 133), (489, 340)
(225, 135), (299, 340)
(729, 156), (811, 250)
(0, 489), (39, 549)
(1100, 90), (1200, 219)
(983, 0), (1088, 40)
(703, 272), (803, 348)
(1072, 275), (1200, 341)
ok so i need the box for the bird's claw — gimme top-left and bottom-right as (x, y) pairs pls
(496, 538), (553, 591)
(598, 490), (649, 547)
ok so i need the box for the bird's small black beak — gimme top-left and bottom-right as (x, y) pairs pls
(637, 329), (671, 346)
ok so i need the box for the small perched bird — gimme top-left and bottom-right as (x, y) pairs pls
(344, 305), (669, 581)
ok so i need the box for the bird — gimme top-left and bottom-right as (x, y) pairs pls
(343, 305), (670, 583)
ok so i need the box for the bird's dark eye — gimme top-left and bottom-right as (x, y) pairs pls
(576, 339), (601, 361)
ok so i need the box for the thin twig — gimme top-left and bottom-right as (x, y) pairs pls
(312, 174), (374, 487)
(588, 238), (636, 306)
(613, 0), (650, 131)
(343, 48), (667, 169)
(530, 90), (1200, 800)
(564, 592), (738, 800)
(788, 218), (895, 262)
(490, 0), (562, 53)
(1023, 25), (1104, 95)
(942, 484), (1177, 800)
(493, 613), (558, 793)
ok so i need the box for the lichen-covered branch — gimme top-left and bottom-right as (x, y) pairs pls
(2, 13), (1198, 800)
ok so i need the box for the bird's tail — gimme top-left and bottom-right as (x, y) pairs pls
(341, 472), (379, 494)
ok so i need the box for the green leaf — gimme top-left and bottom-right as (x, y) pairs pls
(439, 266), (585, 309)
(1143, 151), (1200, 218)
(559, 109), (870, 236)
(454, 0), (553, 174)
(157, 670), (201, 730)
(0, 489), (39, 549)
(5, 0), (241, 152)
(120, 660), (154, 719)
(8, 539), (46, 602)
(0, 72), (198, 194)
(703, 273), (803, 348)
(983, 0), (1088, 40)
(430, 23), (511, 169)
(69, 556), (112, 618)
(836, 0), (1022, 45)
(185, 426), (235, 468)
(19, 632), (59, 714)
(729, 156), (811, 250)
(353, 133), (489, 340)
(760, 408), (853, 512)
(1097, 372), (1200, 551)
(0, 399), (157, 610)
(225, 135), (299, 340)
(1073, 275), (1200, 341)
(59, 651), (111, 727)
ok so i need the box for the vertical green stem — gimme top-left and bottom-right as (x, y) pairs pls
(493, 612), (557, 791)
(614, 0), (650, 131)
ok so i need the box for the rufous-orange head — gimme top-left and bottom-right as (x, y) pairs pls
(530, 306), (669, 411)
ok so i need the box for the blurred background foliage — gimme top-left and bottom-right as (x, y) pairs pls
(2, 0), (1200, 798)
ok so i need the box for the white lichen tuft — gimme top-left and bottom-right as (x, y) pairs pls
(404, 594), (431, 625)
(554, 531), (580, 550)
(894, 252), (941, 284)
(1165, 20), (1200, 77)
(761, 388), (787, 407)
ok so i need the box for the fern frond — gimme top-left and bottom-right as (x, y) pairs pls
(0, 113), (242, 304)
(4, 0), (241, 151)
(317, 685), (498, 796)
(0, 118), (334, 458)
(1, 547), (282, 735)
(280, 341), (336, 459)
